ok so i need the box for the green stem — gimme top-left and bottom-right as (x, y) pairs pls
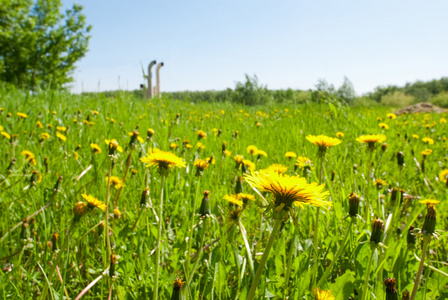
(247, 216), (283, 300)
(361, 245), (376, 300)
(316, 218), (353, 288)
(188, 217), (208, 288)
(186, 177), (201, 276)
(105, 161), (113, 258)
(311, 154), (324, 285)
(365, 150), (373, 225)
(153, 175), (166, 300)
(410, 235), (430, 300)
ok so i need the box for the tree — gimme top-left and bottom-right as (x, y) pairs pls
(337, 76), (356, 103)
(233, 74), (271, 105)
(0, 0), (91, 90)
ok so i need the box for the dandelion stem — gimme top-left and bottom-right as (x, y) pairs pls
(361, 244), (376, 300)
(316, 217), (353, 288)
(247, 216), (283, 300)
(186, 176), (201, 276)
(311, 154), (324, 285)
(153, 175), (166, 300)
(410, 235), (430, 300)
(365, 150), (374, 225)
(105, 161), (113, 258)
(187, 217), (208, 288)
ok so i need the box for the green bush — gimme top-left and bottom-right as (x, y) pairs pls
(429, 91), (448, 108)
(380, 91), (414, 107)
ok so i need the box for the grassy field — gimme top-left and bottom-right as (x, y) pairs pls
(0, 89), (447, 299)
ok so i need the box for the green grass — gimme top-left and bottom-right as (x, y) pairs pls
(0, 89), (447, 299)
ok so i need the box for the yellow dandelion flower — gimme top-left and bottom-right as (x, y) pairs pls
(296, 156), (313, 169)
(379, 123), (389, 129)
(74, 151), (79, 160)
(313, 287), (335, 300)
(387, 113), (397, 119)
(237, 193), (255, 202)
(223, 194), (243, 207)
(82, 194), (106, 210)
(186, 144), (193, 150)
(244, 170), (331, 210)
(36, 121), (43, 128)
(90, 143), (101, 154)
(356, 134), (387, 149)
(256, 122), (262, 127)
(412, 134), (419, 139)
(420, 199), (440, 205)
(262, 163), (288, 174)
(336, 132), (344, 138)
(194, 158), (210, 172)
(422, 137), (434, 145)
(440, 118), (447, 124)
(247, 145), (258, 155)
(242, 159), (256, 171)
(196, 142), (206, 150)
(373, 178), (387, 188)
(377, 117), (382, 121)
(56, 126), (67, 132)
(197, 130), (207, 139)
(224, 149), (231, 156)
(284, 151), (297, 158)
(17, 112), (28, 118)
(106, 176), (125, 189)
(140, 151), (186, 175)
(1, 132), (11, 139)
(92, 110), (99, 115)
(73, 202), (88, 220)
(306, 135), (342, 151)
(205, 156), (216, 164)
(56, 132), (66, 141)
(255, 150), (267, 157)
(439, 169), (448, 183)
(421, 149), (432, 156)
(105, 139), (123, 153)
(170, 143), (178, 150)
(21, 150), (36, 165)
(41, 132), (50, 140)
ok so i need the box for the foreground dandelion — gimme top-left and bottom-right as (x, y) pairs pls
(313, 287), (335, 300)
(81, 194), (106, 210)
(306, 134), (342, 153)
(140, 151), (185, 300)
(244, 170), (330, 299)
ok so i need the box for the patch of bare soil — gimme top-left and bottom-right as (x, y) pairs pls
(394, 102), (447, 115)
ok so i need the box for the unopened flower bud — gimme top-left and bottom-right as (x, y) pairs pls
(73, 202), (88, 221)
(171, 278), (186, 300)
(140, 188), (150, 206)
(397, 151), (404, 167)
(348, 193), (360, 217)
(52, 233), (59, 252)
(199, 190), (211, 216)
(384, 278), (398, 300)
(235, 176), (243, 194)
(370, 217), (384, 244)
(402, 290), (410, 300)
(381, 143), (388, 152)
(110, 253), (117, 277)
(407, 225), (416, 248)
(422, 204), (436, 236)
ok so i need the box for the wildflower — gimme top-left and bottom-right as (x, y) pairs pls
(284, 151), (297, 159)
(40, 132), (51, 141)
(336, 132), (344, 138)
(92, 110), (99, 115)
(140, 151), (186, 176)
(422, 137), (434, 145)
(440, 118), (447, 124)
(373, 179), (387, 189)
(296, 156), (313, 169)
(56, 132), (66, 142)
(370, 217), (384, 244)
(196, 142), (206, 151)
(224, 149), (231, 156)
(313, 287), (335, 300)
(140, 188), (150, 206)
(194, 158), (210, 176)
(384, 278), (397, 300)
(439, 169), (448, 184)
(228, 207), (243, 223)
(348, 192), (360, 217)
(419, 199), (440, 206)
(396, 151), (405, 166)
(237, 193), (255, 206)
(412, 134), (419, 139)
(36, 121), (43, 128)
(356, 134), (387, 150)
(30, 170), (42, 185)
(90, 143), (102, 154)
(232, 131), (239, 139)
(379, 123), (389, 129)
(244, 170), (331, 213)
(22, 150), (36, 166)
(2, 131), (11, 139)
(129, 130), (144, 145)
(262, 164), (288, 174)
(106, 176), (125, 189)
(105, 139), (123, 154)
(247, 145), (258, 156)
(73, 202), (88, 221)
(224, 194), (243, 207)
(185, 144), (193, 150)
(56, 126), (67, 132)
(17, 112), (28, 119)
(82, 194), (106, 210)
(255, 150), (267, 159)
(234, 155), (244, 168)
(113, 208), (121, 219)
(402, 290), (410, 300)
(242, 159), (256, 172)
(387, 113), (397, 119)
(197, 130), (206, 140)
(256, 122), (262, 127)
(377, 117), (382, 121)
(170, 143), (178, 150)
(381, 143), (387, 152)
(420, 149), (432, 157)
(306, 134), (342, 153)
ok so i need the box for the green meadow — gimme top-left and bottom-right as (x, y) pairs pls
(1, 89), (448, 299)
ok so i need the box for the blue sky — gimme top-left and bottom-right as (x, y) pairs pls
(62, 1), (448, 95)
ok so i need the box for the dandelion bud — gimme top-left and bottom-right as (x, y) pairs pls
(397, 151), (404, 167)
(421, 158), (425, 173)
(110, 253), (117, 277)
(52, 233), (59, 252)
(233, 131), (238, 139)
(353, 164), (358, 172)
(30, 170), (39, 185)
(44, 156), (49, 173)
(53, 175), (63, 193)
(348, 192), (360, 217)
(199, 190), (211, 216)
(331, 170), (335, 181)
(235, 176), (244, 194)
(6, 158), (16, 173)
(370, 217), (384, 244)
(98, 221), (104, 236)
(171, 278), (185, 300)
(422, 204), (436, 236)
(147, 128), (154, 139)
(140, 188), (150, 206)
(108, 139), (120, 155)
(21, 220), (30, 240)
(222, 141), (227, 154)
(113, 208), (121, 219)
(384, 278), (398, 300)
(402, 290), (410, 300)
(217, 129), (222, 137)
(381, 143), (388, 152)
(390, 187), (398, 206)
(407, 225), (416, 248)
(73, 202), (88, 221)
(129, 130), (139, 147)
